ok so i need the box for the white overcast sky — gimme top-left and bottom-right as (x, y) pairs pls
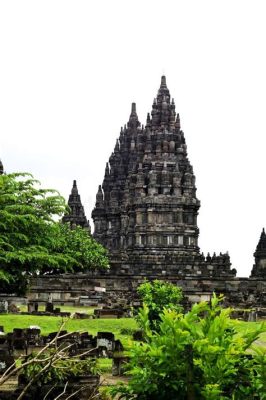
(1, 0), (266, 277)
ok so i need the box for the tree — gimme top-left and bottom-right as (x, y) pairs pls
(0, 173), (108, 294)
(137, 280), (183, 330)
(110, 295), (266, 400)
(46, 222), (109, 274)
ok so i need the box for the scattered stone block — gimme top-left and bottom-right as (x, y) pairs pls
(97, 332), (114, 354)
(0, 349), (15, 374)
(45, 302), (54, 313)
(112, 354), (129, 376)
(0, 301), (8, 314)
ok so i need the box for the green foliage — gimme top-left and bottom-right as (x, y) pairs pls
(0, 173), (67, 292)
(110, 294), (266, 400)
(21, 349), (97, 385)
(137, 280), (183, 330)
(47, 223), (109, 273)
(97, 358), (112, 374)
(0, 172), (108, 293)
(119, 327), (137, 336)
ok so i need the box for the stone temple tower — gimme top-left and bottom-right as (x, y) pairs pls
(63, 180), (91, 232)
(251, 228), (266, 278)
(92, 77), (235, 278)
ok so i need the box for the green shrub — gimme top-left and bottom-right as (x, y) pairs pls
(110, 294), (266, 400)
(136, 280), (183, 331)
(119, 327), (137, 336)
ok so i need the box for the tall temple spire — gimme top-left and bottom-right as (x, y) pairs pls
(71, 179), (78, 195)
(92, 76), (234, 278)
(127, 102), (140, 129)
(161, 75), (167, 86)
(63, 180), (91, 232)
(92, 75), (200, 263)
(157, 75), (170, 98)
(151, 76), (174, 130)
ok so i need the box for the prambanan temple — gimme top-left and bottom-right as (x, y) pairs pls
(92, 76), (235, 279)
(27, 78), (266, 307)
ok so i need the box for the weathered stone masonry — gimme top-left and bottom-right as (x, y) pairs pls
(91, 76), (235, 279)
(62, 180), (91, 232)
(28, 77), (265, 306)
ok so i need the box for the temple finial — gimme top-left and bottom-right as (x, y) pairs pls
(114, 139), (120, 152)
(131, 102), (136, 114)
(71, 180), (78, 195)
(175, 113), (181, 129)
(150, 76), (172, 129)
(105, 162), (110, 176)
(161, 75), (167, 87)
(127, 102), (140, 129)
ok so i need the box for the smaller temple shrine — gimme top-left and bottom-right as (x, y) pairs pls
(62, 180), (91, 232)
(251, 228), (266, 278)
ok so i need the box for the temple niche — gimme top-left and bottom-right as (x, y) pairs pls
(63, 180), (91, 232)
(92, 77), (235, 278)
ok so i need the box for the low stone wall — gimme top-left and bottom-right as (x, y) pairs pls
(28, 272), (266, 310)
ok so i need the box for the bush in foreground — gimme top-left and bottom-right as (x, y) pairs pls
(110, 294), (266, 400)
(136, 280), (183, 331)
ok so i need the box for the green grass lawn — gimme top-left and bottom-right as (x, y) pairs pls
(0, 313), (265, 346)
(232, 320), (266, 347)
(0, 314), (137, 345)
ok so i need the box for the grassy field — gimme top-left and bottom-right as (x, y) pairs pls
(234, 320), (266, 346)
(0, 313), (265, 346)
(0, 314), (137, 344)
